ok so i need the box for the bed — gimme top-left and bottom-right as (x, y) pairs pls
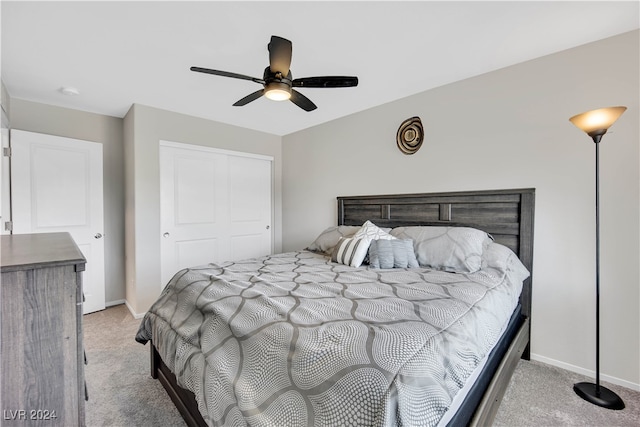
(136, 188), (535, 426)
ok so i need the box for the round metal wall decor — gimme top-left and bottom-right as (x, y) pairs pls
(396, 116), (424, 155)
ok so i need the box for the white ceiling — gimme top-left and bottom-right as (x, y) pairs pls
(2, 1), (638, 136)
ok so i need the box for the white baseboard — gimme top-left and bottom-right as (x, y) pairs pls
(531, 353), (640, 392)
(124, 299), (146, 319)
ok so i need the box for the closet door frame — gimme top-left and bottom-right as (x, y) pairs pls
(159, 140), (274, 286)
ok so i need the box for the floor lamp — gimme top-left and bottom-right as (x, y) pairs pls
(569, 106), (626, 410)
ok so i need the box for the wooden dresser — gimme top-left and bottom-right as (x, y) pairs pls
(1, 233), (86, 426)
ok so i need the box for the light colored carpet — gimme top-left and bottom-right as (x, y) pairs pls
(493, 358), (640, 427)
(83, 304), (640, 426)
(84, 304), (186, 427)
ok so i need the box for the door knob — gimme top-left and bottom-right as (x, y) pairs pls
(94, 233), (103, 239)
(163, 232), (170, 238)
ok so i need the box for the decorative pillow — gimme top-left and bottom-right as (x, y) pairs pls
(368, 239), (419, 269)
(353, 220), (396, 241)
(390, 226), (492, 273)
(306, 225), (362, 255)
(331, 237), (371, 267)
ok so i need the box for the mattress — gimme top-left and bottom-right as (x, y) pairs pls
(440, 303), (522, 426)
(136, 245), (529, 426)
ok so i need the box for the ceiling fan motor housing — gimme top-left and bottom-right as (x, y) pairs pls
(264, 67), (292, 85)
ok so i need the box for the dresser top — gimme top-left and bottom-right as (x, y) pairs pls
(1, 233), (86, 272)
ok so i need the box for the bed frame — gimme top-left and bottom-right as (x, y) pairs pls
(150, 188), (535, 427)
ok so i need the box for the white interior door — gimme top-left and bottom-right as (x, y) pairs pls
(10, 129), (105, 314)
(160, 141), (273, 286)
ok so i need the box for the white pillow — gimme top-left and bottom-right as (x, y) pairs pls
(353, 220), (396, 241)
(330, 221), (396, 267)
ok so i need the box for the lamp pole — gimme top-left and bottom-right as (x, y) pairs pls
(569, 107), (626, 410)
(594, 132), (601, 396)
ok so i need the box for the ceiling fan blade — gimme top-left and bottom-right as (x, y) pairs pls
(292, 76), (359, 88)
(268, 36), (292, 76)
(190, 67), (265, 84)
(233, 89), (265, 106)
(290, 89), (317, 112)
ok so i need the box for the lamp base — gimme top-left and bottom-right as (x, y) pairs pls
(574, 382), (625, 410)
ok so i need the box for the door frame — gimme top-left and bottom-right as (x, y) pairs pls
(9, 129), (106, 314)
(1, 106), (10, 235)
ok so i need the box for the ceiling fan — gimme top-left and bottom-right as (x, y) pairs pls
(190, 35), (359, 112)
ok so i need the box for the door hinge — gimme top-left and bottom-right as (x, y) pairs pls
(4, 221), (12, 232)
(2, 147), (10, 157)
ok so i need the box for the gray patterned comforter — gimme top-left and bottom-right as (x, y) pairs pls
(136, 247), (529, 427)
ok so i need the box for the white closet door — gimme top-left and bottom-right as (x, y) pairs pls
(160, 141), (273, 286)
(10, 129), (105, 314)
(228, 155), (272, 261)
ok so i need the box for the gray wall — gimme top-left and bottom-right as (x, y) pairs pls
(8, 99), (126, 305)
(124, 104), (282, 315)
(282, 31), (640, 388)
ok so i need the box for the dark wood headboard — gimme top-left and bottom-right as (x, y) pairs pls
(337, 188), (535, 322)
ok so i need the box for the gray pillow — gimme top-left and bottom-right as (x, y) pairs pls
(390, 226), (492, 273)
(306, 225), (361, 255)
(368, 239), (419, 269)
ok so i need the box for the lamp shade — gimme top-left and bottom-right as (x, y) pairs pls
(569, 106), (627, 136)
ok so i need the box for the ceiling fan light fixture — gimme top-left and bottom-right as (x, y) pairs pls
(264, 82), (291, 101)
